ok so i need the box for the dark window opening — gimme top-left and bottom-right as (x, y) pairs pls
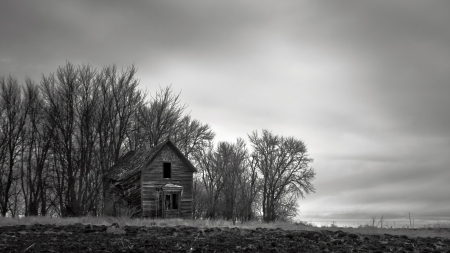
(164, 193), (178, 210)
(172, 194), (178, 209)
(165, 194), (171, 209)
(163, 162), (171, 178)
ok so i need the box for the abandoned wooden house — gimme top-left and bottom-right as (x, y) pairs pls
(104, 140), (196, 218)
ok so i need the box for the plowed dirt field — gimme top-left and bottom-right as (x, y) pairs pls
(1, 224), (449, 252)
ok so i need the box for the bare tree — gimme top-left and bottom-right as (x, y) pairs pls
(7, 178), (23, 217)
(40, 62), (105, 216)
(1, 62), (222, 218)
(217, 139), (248, 223)
(97, 65), (144, 163)
(20, 78), (53, 216)
(74, 64), (102, 215)
(172, 115), (215, 159)
(192, 176), (208, 219)
(248, 129), (315, 222)
(274, 192), (300, 221)
(137, 86), (186, 148)
(237, 146), (261, 222)
(194, 142), (223, 219)
(0, 75), (30, 216)
(96, 65), (144, 215)
(135, 86), (214, 157)
(193, 139), (260, 222)
(41, 63), (79, 216)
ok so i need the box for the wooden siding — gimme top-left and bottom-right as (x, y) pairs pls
(141, 145), (194, 218)
(105, 173), (142, 217)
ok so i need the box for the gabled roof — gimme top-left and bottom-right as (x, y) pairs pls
(106, 139), (197, 182)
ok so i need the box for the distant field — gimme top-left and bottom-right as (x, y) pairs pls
(1, 216), (449, 239)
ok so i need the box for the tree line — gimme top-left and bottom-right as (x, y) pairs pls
(0, 62), (315, 222)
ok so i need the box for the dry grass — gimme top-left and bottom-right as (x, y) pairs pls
(0, 216), (312, 229)
(0, 216), (320, 233)
(1, 216), (449, 238)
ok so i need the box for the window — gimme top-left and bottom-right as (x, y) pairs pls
(164, 194), (178, 210)
(163, 162), (171, 178)
(172, 194), (178, 209)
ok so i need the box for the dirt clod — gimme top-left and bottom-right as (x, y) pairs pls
(0, 224), (449, 252)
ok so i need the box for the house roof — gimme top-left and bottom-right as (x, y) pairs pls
(106, 139), (197, 182)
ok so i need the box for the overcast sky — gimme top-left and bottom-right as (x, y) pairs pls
(1, 0), (449, 224)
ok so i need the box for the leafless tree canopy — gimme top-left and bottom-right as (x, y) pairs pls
(0, 75), (29, 216)
(193, 139), (259, 223)
(0, 62), (315, 221)
(249, 129), (316, 222)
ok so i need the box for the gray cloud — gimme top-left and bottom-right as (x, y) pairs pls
(1, 0), (449, 224)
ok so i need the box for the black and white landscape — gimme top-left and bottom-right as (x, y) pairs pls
(1, 0), (449, 227)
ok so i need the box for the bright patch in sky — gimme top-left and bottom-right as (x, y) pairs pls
(1, 0), (449, 225)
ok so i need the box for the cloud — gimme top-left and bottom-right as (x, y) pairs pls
(1, 0), (449, 223)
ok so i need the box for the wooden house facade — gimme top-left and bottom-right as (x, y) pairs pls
(105, 140), (196, 218)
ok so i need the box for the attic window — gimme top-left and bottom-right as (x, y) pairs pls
(163, 162), (171, 178)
